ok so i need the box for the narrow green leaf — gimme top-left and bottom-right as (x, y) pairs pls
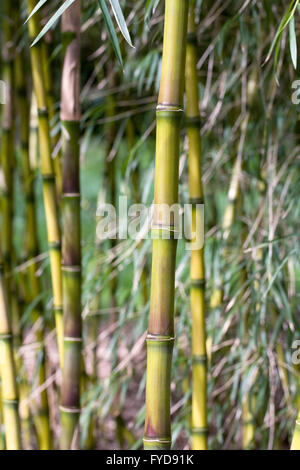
(108, 0), (133, 47)
(30, 0), (76, 47)
(98, 0), (123, 67)
(25, 0), (48, 23)
(289, 16), (297, 69)
(264, 0), (299, 64)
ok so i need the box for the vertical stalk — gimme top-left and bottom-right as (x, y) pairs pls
(0, 4), (22, 449)
(27, 0), (64, 367)
(15, 47), (49, 450)
(59, 0), (81, 449)
(0, 247), (22, 449)
(144, 0), (189, 450)
(42, 38), (62, 197)
(185, 2), (207, 450)
(1, 1), (14, 309)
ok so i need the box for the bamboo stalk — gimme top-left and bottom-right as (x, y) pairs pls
(1, 1), (14, 311)
(42, 38), (62, 197)
(185, 2), (207, 450)
(59, 0), (81, 449)
(0, 246), (22, 449)
(0, 4), (22, 450)
(144, 0), (189, 450)
(27, 0), (64, 368)
(15, 46), (51, 451)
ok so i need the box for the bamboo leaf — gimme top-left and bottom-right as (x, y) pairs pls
(108, 0), (133, 47)
(98, 0), (123, 67)
(25, 0), (48, 23)
(289, 16), (297, 69)
(264, 0), (299, 65)
(30, 0), (76, 47)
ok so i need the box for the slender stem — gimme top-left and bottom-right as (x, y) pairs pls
(185, 2), (207, 450)
(0, 248), (22, 449)
(60, 0), (81, 449)
(0, 2), (22, 450)
(27, 0), (64, 369)
(144, 0), (189, 450)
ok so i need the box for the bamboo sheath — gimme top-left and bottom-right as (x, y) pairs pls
(144, 0), (189, 450)
(27, 0), (64, 368)
(59, 1), (81, 449)
(185, 3), (207, 451)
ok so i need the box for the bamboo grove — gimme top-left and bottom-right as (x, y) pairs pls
(0, 0), (299, 451)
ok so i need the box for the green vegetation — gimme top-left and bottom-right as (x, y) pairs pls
(0, 0), (299, 451)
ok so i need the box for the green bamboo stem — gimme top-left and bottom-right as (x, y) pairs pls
(185, 2), (207, 450)
(59, 1), (81, 449)
(15, 47), (51, 451)
(0, 247), (22, 449)
(1, 1), (14, 309)
(27, 0), (64, 369)
(41, 39), (62, 197)
(144, 0), (189, 450)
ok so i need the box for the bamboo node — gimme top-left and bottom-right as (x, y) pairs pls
(2, 399), (19, 407)
(143, 437), (172, 444)
(193, 354), (207, 364)
(62, 193), (80, 199)
(189, 197), (204, 205)
(156, 103), (183, 114)
(192, 427), (208, 435)
(186, 116), (201, 127)
(60, 406), (81, 414)
(151, 225), (180, 240)
(38, 108), (49, 117)
(146, 334), (175, 344)
(191, 279), (205, 288)
(187, 32), (197, 45)
(42, 174), (55, 182)
(61, 265), (81, 273)
(49, 241), (61, 250)
(64, 336), (82, 343)
(0, 333), (12, 340)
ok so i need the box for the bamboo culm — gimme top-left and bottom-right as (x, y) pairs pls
(144, 0), (189, 450)
(185, 2), (207, 450)
(0, 8), (22, 447)
(59, 0), (82, 450)
(0, 246), (22, 449)
(27, 0), (64, 369)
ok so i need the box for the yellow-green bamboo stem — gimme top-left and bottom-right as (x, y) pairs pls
(15, 47), (51, 450)
(185, 2), (207, 450)
(144, 0), (189, 450)
(27, 0), (64, 369)
(0, 248), (22, 449)
(242, 397), (255, 449)
(41, 39), (62, 197)
(60, 1), (81, 449)
(1, 1), (14, 307)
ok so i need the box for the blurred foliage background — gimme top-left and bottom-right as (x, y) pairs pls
(0, 0), (300, 449)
